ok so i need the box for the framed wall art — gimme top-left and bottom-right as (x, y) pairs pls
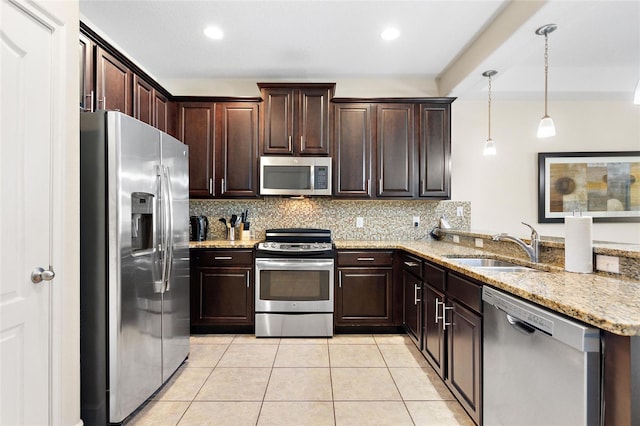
(538, 151), (640, 223)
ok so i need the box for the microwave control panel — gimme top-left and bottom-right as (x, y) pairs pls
(315, 166), (329, 189)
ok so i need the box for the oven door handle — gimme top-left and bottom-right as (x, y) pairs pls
(255, 259), (334, 269)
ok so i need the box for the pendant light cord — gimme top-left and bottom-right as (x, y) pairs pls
(544, 32), (549, 116)
(488, 74), (493, 139)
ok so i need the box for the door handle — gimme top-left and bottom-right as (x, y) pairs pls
(31, 266), (55, 283)
(435, 298), (442, 324)
(443, 305), (454, 330)
(414, 283), (421, 304)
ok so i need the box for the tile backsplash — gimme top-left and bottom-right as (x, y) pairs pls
(190, 198), (470, 241)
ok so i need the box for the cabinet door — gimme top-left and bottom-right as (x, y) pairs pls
(447, 300), (482, 425)
(402, 269), (421, 347)
(192, 266), (253, 325)
(262, 88), (295, 155)
(422, 285), (446, 377)
(335, 267), (392, 326)
(376, 103), (416, 197)
(178, 103), (215, 198)
(154, 91), (169, 133)
(216, 102), (259, 198)
(333, 103), (372, 197)
(95, 46), (132, 115)
(297, 87), (331, 155)
(133, 75), (153, 126)
(79, 33), (94, 111)
(419, 104), (450, 198)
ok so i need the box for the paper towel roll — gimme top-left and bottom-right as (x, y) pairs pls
(564, 216), (593, 273)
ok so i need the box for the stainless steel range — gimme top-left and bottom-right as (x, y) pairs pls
(255, 228), (334, 337)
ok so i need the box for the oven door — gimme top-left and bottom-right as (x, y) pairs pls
(255, 258), (334, 313)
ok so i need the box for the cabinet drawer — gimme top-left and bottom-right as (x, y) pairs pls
(424, 261), (446, 291)
(191, 249), (253, 267)
(402, 253), (423, 278)
(337, 250), (393, 267)
(447, 273), (482, 313)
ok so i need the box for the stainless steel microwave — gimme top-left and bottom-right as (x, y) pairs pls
(259, 156), (332, 196)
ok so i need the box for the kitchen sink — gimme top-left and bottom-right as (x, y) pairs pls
(446, 257), (535, 272)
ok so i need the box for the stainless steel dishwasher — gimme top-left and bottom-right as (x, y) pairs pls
(483, 286), (601, 426)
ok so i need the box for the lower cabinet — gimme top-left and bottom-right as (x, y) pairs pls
(190, 249), (254, 331)
(402, 253), (423, 347)
(335, 250), (396, 327)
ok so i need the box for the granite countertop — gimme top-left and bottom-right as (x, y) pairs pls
(189, 238), (640, 336)
(190, 239), (261, 249)
(336, 240), (640, 336)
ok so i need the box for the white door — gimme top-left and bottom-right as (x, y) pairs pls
(0, 0), (60, 423)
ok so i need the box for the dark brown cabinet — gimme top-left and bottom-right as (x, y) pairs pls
(79, 33), (94, 111)
(331, 98), (453, 200)
(402, 253), (423, 346)
(422, 261), (447, 377)
(154, 91), (170, 134)
(419, 103), (451, 198)
(190, 249), (254, 331)
(335, 250), (394, 327)
(177, 101), (260, 199)
(259, 83), (334, 156)
(178, 102), (215, 198)
(332, 103), (373, 197)
(95, 46), (132, 115)
(133, 75), (153, 126)
(376, 103), (416, 198)
(215, 102), (259, 198)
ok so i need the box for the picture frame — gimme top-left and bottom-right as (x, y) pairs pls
(538, 151), (640, 223)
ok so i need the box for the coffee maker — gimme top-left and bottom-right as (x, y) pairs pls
(189, 215), (208, 241)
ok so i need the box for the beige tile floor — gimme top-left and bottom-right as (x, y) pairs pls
(126, 334), (475, 426)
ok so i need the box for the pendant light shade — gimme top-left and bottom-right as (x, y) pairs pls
(482, 70), (498, 156)
(537, 115), (556, 138)
(536, 24), (557, 138)
(634, 79), (640, 105)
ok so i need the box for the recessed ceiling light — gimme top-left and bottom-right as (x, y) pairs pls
(381, 27), (400, 41)
(204, 26), (224, 40)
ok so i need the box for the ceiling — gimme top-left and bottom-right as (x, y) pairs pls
(79, 0), (640, 100)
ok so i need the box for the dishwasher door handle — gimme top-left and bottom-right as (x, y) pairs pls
(506, 314), (536, 335)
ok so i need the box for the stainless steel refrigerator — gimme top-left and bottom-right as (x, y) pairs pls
(80, 111), (190, 425)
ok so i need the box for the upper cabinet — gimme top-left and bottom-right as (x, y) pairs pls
(376, 103), (416, 198)
(79, 33), (95, 112)
(177, 100), (260, 199)
(332, 98), (453, 200)
(95, 46), (132, 115)
(259, 83), (334, 156)
(80, 25), (174, 135)
(133, 75), (153, 126)
(419, 103), (451, 198)
(332, 103), (373, 197)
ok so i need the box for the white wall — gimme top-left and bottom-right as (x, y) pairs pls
(451, 99), (640, 244)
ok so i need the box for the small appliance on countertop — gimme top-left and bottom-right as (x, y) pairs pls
(190, 215), (208, 241)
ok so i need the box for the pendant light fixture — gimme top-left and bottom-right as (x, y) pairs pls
(482, 70), (498, 156)
(536, 24), (558, 138)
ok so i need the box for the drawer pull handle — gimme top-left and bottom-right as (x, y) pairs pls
(214, 256), (233, 260)
(404, 261), (419, 267)
(356, 257), (375, 261)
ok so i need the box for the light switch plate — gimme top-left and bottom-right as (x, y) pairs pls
(356, 217), (364, 228)
(596, 255), (620, 273)
(475, 238), (484, 248)
(456, 207), (464, 217)
(453, 235), (460, 243)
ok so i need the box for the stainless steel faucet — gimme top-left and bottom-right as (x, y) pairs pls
(492, 222), (540, 262)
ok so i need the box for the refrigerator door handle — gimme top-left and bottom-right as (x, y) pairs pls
(162, 165), (175, 292)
